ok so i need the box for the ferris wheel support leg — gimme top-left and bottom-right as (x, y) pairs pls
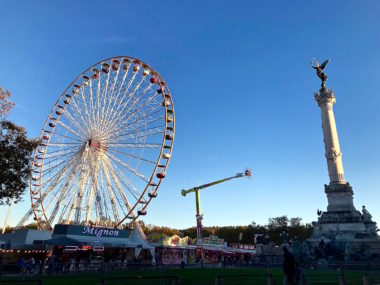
(135, 221), (147, 240)
(2, 197), (15, 234)
(101, 159), (120, 223)
(85, 185), (95, 223)
(74, 146), (90, 224)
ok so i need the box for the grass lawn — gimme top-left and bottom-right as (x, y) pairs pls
(1, 267), (377, 285)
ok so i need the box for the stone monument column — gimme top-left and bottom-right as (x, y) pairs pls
(315, 89), (346, 184)
(312, 61), (355, 212)
(308, 59), (378, 246)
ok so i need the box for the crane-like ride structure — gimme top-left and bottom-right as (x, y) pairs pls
(181, 169), (252, 245)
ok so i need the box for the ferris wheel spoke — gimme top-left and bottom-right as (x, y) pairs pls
(98, 71), (112, 133)
(111, 84), (156, 129)
(38, 157), (82, 204)
(115, 125), (164, 141)
(40, 147), (80, 161)
(98, 170), (111, 221)
(39, 151), (82, 196)
(103, 156), (141, 199)
(105, 152), (149, 183)
(103, 65), (130, 127)
(55, 119), (85, 139)
(88, 80), (99, 130)
(122, 68), (138, 102)
(85, 184), (96, 223)
(38, 149), (81, 187)
(117, 78), (152, 116)
(103, 164), (134, 218)
(47, 171), (80, 225)
(39, 152), (81, 180)
(60, 107), (89, 137)
(113, 92), (160, 133)
(100, 159), (120, 223)
(47, 174), (78, 222)
(84, 155), (102, 223)
(107, 148), (156, 165)
(94, 171), (107, 222)
(50, 131), (83, 143)
(98, 107), (163, 142)
(101, 66), (122, 126)
(58, 194), (76, 224)
(104, 74), (146, 130)
(110, 132), (163, 148)
(79, 88), (95, 129)
(102, 156), (140, 211)
(95, 73), (103, 131)
(42, 145), (79, 156)
(67, 96), (91, 135)
(107, 142), (160, 149)
(39, 145), (82, 171)
(46, 142), (83, 147)
(73, 148), (92, 224)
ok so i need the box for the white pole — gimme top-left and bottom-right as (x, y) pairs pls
(2, 197), (15, 234)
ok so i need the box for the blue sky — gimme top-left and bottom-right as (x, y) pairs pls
(1, 1), (380, 229)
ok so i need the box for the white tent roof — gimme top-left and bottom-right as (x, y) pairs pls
(129, 228), (153, 249)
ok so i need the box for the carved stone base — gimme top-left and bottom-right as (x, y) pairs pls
(324, 183), (355, 212)
(308, 207), (380, 253)
(314, 211), (376, 236)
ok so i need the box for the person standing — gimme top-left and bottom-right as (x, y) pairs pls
(47, 254), (55, 275)
(283, 247), (296, 285)
(29, 256), (36, 273)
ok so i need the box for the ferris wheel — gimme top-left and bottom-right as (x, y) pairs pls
(18, 56), (175, 230)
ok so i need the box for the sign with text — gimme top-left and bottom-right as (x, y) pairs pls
(53, 224), (130, 239)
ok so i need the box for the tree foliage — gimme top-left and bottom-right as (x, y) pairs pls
(0, 87), (15, 120)
(0, 88), (39, 205)
(144, 216), (314, 245)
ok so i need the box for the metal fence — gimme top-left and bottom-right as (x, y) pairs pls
(302, 272), (341, 285)
(0, 280), (42, 285)
(215, 273), (271, 285)
(363, 272), (380, 285)
(101, 275), (179, 285)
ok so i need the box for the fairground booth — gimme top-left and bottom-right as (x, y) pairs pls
(0, 224), (154, 269)
(149, 233), (256, 265)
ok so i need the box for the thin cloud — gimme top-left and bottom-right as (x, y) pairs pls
(14, 102), (44, 120)
(28, 36), (133, 47)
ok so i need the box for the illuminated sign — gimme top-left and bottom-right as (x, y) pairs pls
(53, 224), (130, 239)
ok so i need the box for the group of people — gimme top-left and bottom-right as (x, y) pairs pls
(16, 253), (71, 275)
(17, 256), (37, 274)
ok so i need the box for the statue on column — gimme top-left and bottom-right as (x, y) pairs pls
(311, 58), (330, 88)
(362, 206), (373, 222)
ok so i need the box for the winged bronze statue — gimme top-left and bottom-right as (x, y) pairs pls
(311, 58), (330, 88)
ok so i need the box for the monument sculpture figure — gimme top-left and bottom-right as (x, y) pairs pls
(308, 58), (380, 253)
(310, 58), (329, 88)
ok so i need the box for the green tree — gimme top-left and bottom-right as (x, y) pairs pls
(0, 88), (38, 205)
(0, 87), (15, 120)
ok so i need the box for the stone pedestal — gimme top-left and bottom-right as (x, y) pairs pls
(324, 183), (355, 212)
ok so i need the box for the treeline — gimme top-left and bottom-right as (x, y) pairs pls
(8, 216), (314, 245)
(142, 215), (314, 245)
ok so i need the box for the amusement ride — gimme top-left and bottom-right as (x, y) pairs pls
(181, 169), (251, 244)
(15, 56), (175, 232)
